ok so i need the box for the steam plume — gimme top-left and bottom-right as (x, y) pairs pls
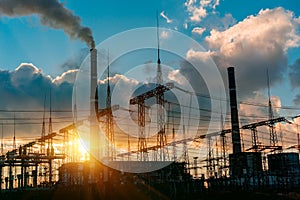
(0, 0), (95, 48)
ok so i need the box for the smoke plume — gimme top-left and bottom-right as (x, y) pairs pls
(0, 0), (95, 48)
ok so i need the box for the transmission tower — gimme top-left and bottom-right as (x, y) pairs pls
(219, 100), (228, 176)
(129, 14), (173, 161)
(48, 88), (54, 184)
(156, 11), (168, 161)
(106, 51), (115, 160)
(206, 136), (214, 178)
(13, 113), (16, 150)
(267, 69), (278, 146)
(1, 123), (3, 155)
(137, 100), (147, 161)
(41, 94), (46, 154)
(182, 124), (189, 173)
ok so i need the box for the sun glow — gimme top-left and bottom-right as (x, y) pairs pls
(71, 137), (90, 162)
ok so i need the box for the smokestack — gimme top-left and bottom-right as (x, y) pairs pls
(227, 67), (242, 154)
(90, 48), (98, 157)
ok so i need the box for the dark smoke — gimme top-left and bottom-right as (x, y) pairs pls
(0, 0), (95, 48)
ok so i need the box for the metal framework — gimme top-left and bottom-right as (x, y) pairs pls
(129, 83), (174, 161)
(106, 53), (115, 160)
(241, 117), (291, 152)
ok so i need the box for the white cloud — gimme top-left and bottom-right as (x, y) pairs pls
(185, 0), (220, 22)
(206, 7), (300, 54)
(185, 0), (196, 8)
(15, 63), (40, 73)
(168, 69), (187, 85)
(53, 69), (78, 84)
(200, 0), (211, 7)
(186, 49), (215, 62)
(192, 27), (206, 35)
(0, 63), (75, 137)
(204, 7), (300, 97)
(160, 11), (172, 24)
(0, 64), (140, 137)
(199, 0), (219, 8)
(190, 7), (207, 22)
(99, 74), (138, 86)
(11, 63), (43, 87)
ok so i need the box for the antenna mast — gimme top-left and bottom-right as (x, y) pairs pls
(156, 10), (162, 84)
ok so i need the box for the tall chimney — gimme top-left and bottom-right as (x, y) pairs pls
(90, 48), (98, 158)
(227, 67), (242, 154)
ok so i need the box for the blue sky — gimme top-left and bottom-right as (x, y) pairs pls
(0, 0), (298, 73)
(1, 0), (300, 139)
(0, 0), (165, 74)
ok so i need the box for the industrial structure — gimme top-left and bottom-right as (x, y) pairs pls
(1, 42), (300, 199)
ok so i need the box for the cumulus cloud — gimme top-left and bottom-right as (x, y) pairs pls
(204, 7), (300, 98)
(190, 7), (207, 22)
(168, 69), (187, 85)
(78, 72), (140, 112)
(188, 12), (236, 35)
(53, 69), (78, 85)
(184, 0), (220, 22)
(0, 63), (78, 138)
(186, 49), (215, 62)
(206, 8), (300, 52)
(173, 7), (300, 135)
(0, 63), (142, 141)
(99, 74), (139, 86)
(184, 0), (230, 37)
(11, 63), (42, 87)
(192, 27), (206, 35)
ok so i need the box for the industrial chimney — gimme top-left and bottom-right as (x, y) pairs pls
(227, 67), (242, 154)
(90, 48), (98, 158)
